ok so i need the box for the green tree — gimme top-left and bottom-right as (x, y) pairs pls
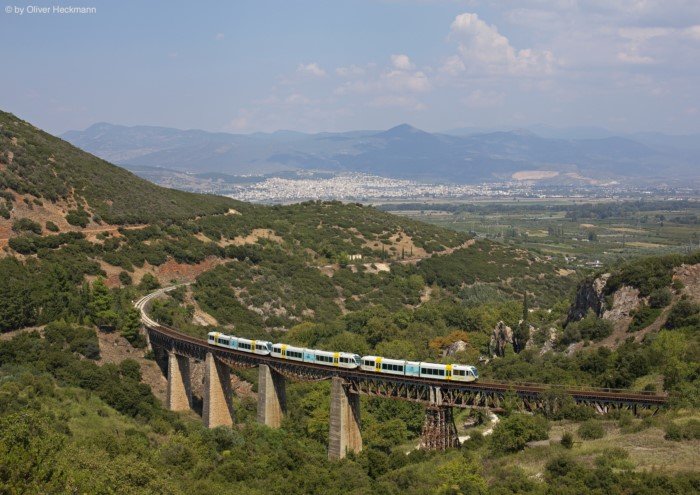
(513, 293), (530, 353)
(88, 278), (118, 328)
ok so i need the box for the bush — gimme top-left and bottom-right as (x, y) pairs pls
(65, 208), (90, 228)
(12, 218), (42, 234)
(664, 420), (700, 441)
(560, 432), (573, 449)
(649, 288), (672, 308)
(562, 313), (613, 344)
(578, 420), (605, 440)
(665, 299), (700, 330)
(628, 305), (661, 332)
(138, 273), (160, 291)
(490, 414), (549, 454)
(45, 220), (59, 232)
(595, 447), (632, 470)
(119, 271), (133, 286)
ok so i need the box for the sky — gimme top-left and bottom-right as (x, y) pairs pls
(2, 0), (700, 135)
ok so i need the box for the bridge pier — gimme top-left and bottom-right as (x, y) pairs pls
(328, 376), (362, 460)
(257, 364), (287, 428)
(167, 352), (192, 411)
(203, 352), (234, 428)
(419, 406), (460, 451)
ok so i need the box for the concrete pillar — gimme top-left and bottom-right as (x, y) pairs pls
(328, 376), (362, 460)
(419, 406), (460, 451)
(257, 364), (287, 428)
(167, 352), (192, 411)
(203, 352), (234, 428)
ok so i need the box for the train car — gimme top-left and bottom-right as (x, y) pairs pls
(208, 331), (238, 349)
(419, 362), (449, 380)
(404, 361), (421, 377)
(360, 356), (406, 376)
(271, 343), (305, 362)
(237, 337), (273, 355)
(452, 364), (479, 382)
(308, 349), (361, 368)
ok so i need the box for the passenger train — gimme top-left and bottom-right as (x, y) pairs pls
(207, 331), (479, 382)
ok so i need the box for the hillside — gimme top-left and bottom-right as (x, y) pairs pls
(0, 111), (238, 224)
(62, 121), (699, 184)
(1, 112), (698, 494)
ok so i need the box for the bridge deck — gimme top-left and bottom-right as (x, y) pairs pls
(143, 319), (669, 408)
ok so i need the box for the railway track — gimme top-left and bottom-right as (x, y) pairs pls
(136, 287), (669, 408)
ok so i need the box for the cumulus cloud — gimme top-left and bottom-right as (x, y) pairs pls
(335, 55), (430, 95)
(297, 62), (327, 77)
(390, 54), (414, 70)
(449, 12), (555, 75)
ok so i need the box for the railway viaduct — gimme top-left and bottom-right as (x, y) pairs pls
(136, 288), (669, 460)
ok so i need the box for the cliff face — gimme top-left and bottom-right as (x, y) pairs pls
(566, 273), (610, 325)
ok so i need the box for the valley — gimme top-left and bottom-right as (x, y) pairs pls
(0, 110), (698, 494)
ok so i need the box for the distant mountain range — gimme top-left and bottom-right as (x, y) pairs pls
(61, 123), (700, 185)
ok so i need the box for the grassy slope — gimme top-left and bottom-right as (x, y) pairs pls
(0, 110), (239, 224)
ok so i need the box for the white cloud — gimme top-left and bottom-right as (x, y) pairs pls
(450, 12), (555, 75)
(440, 55), (466, 75)
(382, 69), (430, 93)
(684, 25), (700, 40)
(297, 62), (327, 77)
(285, 93), (311, 105)
(617, 51), (654, 64)
(390, 54), (414, 70)
(335, 56), (431, 96)
(336, 65), (366, 77)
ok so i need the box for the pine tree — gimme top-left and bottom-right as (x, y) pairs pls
(513, 292), (530, 353)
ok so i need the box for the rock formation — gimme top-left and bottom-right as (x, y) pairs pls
(566, 273), (610, 325)
(489, 321), (513, 357)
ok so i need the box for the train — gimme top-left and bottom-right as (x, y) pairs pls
(207, 331), (479, 382)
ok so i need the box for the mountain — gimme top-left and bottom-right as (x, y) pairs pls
(62, 122), (699, 185)
(0, 111), (238, 224)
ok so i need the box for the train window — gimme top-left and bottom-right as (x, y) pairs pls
(438, 369), (445, 375)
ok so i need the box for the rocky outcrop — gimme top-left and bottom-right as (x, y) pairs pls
(444, 340), (468, 357)
(538, 327), (558, 355)
(602, 286), (640, 321)
(566, 273), (610, 325)
(489, 321), (513, 357)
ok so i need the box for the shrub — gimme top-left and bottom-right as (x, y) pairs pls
(578, 420), (605, 440)
(45, 220), (59, 232)
(490, 414), (549, 454)
(562, 313), (613, 344)
(12, 218), (42, 234)
(664, 420), (700, 441)
(65, 208), (90, 228)
(545, 455), (579, 478)
(560, 432), (574, 449)
(665, 299), (700, 330)
(138, 273), (160, 291)
(628, 305), (661, 332)
(649, 288), (672, 308)
(595, 447), (632, 470)
(118, 271), (133, 286)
